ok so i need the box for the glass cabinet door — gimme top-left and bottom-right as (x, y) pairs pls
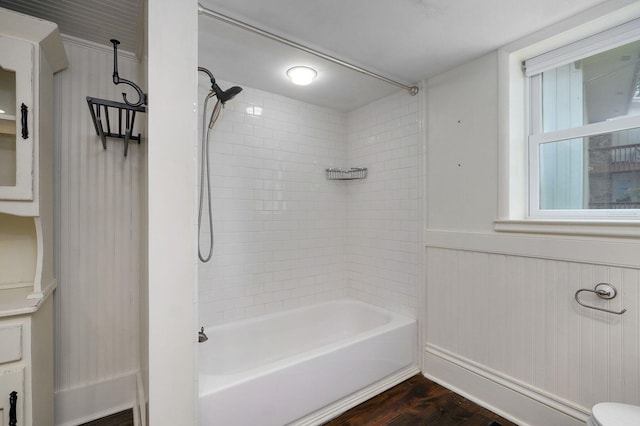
(0, 36), (33, 201)
(0, 66), (17, 187)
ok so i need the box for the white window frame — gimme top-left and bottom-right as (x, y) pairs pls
(495, 4), (640, 236)
(526, 19), (640, 219)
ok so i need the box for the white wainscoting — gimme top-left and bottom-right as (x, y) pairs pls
(53, 37), (143, 424)
(54, 372), (138, 426)
(425, 232), (640, 425)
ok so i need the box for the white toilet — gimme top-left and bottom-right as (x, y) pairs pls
(586, 402), (640, 426)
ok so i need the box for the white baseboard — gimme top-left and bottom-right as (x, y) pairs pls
(425, 344), (589, 426)
(291, 364), (421, 426)
(55, 371), (138, 426)
(134, 370), (147, 426)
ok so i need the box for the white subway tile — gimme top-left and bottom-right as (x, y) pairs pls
(254, 292), (274, 305)
(198, 83), (419, 326)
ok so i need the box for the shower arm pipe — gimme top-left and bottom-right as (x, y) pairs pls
(197, 3), (419, 96)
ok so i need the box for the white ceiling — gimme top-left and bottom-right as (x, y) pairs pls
(0, 0), (142, 53)
(198, 0), (614, 110)
(0, 0), (625, 111)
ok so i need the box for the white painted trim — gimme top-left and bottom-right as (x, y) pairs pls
(0, 7), (66, 72)
(497, 1), (640, 222)
(495, 219), (640, 238)
(501, 1), (640, 58)
(424, 348), (586, 426)
(425, 229), (640, 268)
(60, 34), (139, 61)
(147, 0), (198, 424)
(418, 79), (428, 373)
(497, 48), (529, 220)
(33, 217), (43, 294)
(530, 115), (640, 145)
(27, 277), (56, 301)
(524, 17), (640, 76)
(290, 365), (421, 426)
(426, 344), (588, 421)
(133, 399), (140, 426)
(135, 370), (146, 426)
(54, 372), (138, 426)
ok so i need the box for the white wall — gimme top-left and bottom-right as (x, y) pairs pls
(147, 0), (198, 424)
(197, 82), (421, 325)
(53, 38), (144, 425)
(53, 25), (421, 426)
(424, 51), (640, 425)
(427, 52), (498, 232)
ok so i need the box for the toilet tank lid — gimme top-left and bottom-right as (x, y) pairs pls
(593, 402), (640, 425)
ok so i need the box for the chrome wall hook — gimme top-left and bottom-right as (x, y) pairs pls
(575, 283), (627, 315)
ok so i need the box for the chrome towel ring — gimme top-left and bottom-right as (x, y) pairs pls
(575, 283), (627, 315)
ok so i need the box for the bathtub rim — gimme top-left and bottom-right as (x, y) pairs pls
(200, 298), (399, 335)
(198, 298), (417, 396)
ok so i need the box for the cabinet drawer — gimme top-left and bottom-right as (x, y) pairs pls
(0, 325), (21, 364)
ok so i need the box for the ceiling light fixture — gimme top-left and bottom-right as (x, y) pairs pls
(286, 66), (317, 86)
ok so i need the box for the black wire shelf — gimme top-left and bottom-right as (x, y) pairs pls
(86, 96), (145, 157)
(86, 39), (147, 157)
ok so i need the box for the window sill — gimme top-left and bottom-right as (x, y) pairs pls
(494, 219), (640, 238)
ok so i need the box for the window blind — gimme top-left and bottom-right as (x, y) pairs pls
(524, 18), (640, 76)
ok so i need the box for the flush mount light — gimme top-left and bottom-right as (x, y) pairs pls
(286, 66), (317, 86)
(0, 109), (5, 114)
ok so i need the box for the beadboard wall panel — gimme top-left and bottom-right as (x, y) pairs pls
(53, 38), (143, 423)
(425, 246), (640, 423)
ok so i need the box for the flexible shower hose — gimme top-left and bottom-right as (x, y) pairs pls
(198, 92), (220, 262)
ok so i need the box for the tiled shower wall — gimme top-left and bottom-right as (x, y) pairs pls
(346, 92), (420, 318)
(198, 82), (350, 326)
(198, 82), (420, 326)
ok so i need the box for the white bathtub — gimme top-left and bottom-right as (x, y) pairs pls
(198, 299), (417, 426)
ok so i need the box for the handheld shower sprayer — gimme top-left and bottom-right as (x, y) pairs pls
(197, 67), (243, 104)
(197, 67), (243, 263)
(198, 66), (243, 129)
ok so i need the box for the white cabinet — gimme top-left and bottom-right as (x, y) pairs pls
(0, 298), (53, 426)
(0, 8), (67, 217)
(0, 36), (34, 202)
(0, 325), (21, 364)
(0, 7), (67, 426)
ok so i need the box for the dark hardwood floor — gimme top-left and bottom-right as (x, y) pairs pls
(84, 375), (515, 426)
(324, 375), (517, 426)
(79, 409), (134, 426)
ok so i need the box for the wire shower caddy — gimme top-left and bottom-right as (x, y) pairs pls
(325, 167), (368, 180)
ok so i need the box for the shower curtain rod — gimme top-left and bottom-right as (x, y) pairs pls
(198, 3), (419, 96)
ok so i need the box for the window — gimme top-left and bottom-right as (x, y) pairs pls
(526, 21), (640, 218)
